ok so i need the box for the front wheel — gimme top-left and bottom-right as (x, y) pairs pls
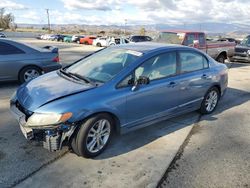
(74, 113), (114, 158)
(199, 87), (220, 114)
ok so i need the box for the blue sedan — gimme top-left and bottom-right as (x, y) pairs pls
(10, 43), (228, 158)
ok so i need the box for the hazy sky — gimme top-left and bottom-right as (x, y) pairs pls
(0, 0), (249, 25)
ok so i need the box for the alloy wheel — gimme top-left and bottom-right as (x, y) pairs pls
(24, 69), (40, 82)
(86, 119), (111, 153)
(205, 90), (218, 112)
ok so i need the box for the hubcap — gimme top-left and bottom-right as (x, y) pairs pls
(24, 69), (40, 82)
(86, 119), (111, 153)
(205, 90), (218, 112)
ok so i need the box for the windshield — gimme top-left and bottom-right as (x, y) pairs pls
(240, 37), (250, 46)
(155, 32), (184, 44)
(66, 48), (143, 83)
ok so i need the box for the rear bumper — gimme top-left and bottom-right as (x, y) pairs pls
(42, 64), (62, 73)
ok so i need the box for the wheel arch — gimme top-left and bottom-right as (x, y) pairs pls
(210, 84), (221, 97)
(75, 111), (121, 134)
(216, 51), (227, 60)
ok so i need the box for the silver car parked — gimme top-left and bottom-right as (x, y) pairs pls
(0, 39), (62, 83)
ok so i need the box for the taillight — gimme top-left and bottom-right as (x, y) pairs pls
(52, 56), (59, 62)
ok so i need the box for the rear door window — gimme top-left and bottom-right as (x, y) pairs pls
(135, 51), (177, 80)
(0, 42), (25, 55)
(179, 51), (208, 73)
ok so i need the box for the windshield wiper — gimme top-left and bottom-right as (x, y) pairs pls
(67, 72), (96, 86)
(59, 69), (96, 86)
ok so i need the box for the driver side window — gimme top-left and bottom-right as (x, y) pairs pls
(117, 52), (177, 88)
(135, 52), (177, 81)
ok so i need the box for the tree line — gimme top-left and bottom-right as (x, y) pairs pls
(0, 8), (15, 30)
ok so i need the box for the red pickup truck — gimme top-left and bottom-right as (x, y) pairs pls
(157, 30), (236, 63)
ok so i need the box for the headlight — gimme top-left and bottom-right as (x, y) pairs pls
(26, 112), (72, 127)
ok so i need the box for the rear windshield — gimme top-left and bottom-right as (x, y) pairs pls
(155, 32), (184, 44)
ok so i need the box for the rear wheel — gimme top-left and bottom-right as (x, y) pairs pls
(19, 66), (42, 83)
(96, 43), (102, 47)
(75, 113), (114, 158)
(199, 87), (220, 114)
(216, 54), (226, 63)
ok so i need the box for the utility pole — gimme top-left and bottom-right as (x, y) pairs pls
(124, 19), (127, 35)
(46, 9), (51, 33)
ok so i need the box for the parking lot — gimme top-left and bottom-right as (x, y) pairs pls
(0, 38), (250, 188)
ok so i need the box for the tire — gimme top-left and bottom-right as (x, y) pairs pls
(69, 126), (81, 156)
(84, 41), (89, 45)
(76, 113), (114, 158)
(96, 43), (102, 47)
(19, 66), (42, 83)
(199, 87), (220, 114)
(216, 54), (226, 64)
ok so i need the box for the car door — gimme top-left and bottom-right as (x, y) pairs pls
(0, 41), (26, 80)
(175, 50), (212, 111)
(118, 51), (182, 129)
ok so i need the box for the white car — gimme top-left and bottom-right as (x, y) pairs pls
(92, 37), (108, 47)
(72, 35), (85, 43)
(109, 37), (130, 46)
(41, 34), (51, 40)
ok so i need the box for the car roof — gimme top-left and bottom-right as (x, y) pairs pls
(0, 38), (45, 53)
(115, 42), (192, 54)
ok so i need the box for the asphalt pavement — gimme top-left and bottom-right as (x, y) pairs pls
(0, 38), (249, 188)
(159, 62), (250, 188)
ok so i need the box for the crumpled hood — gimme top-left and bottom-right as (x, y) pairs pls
(16, 71), (94, 112)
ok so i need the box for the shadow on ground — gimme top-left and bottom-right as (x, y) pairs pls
(96, 86), (250, 159)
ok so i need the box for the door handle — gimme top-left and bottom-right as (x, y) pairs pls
(167, 81), (178, 88)
(201, 74), (209, 79)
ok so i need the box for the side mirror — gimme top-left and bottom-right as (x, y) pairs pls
(137, 76), (150, 85)
(131, 76), (150, 91)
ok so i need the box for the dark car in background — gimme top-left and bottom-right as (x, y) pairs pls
(217, 38), (240, 44)
(231, 35), (250, 62)
(129, 35), (152, 42)
(0, 39), (61, 83)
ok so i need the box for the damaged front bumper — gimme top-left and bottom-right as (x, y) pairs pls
(10, 99), (76, 152)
